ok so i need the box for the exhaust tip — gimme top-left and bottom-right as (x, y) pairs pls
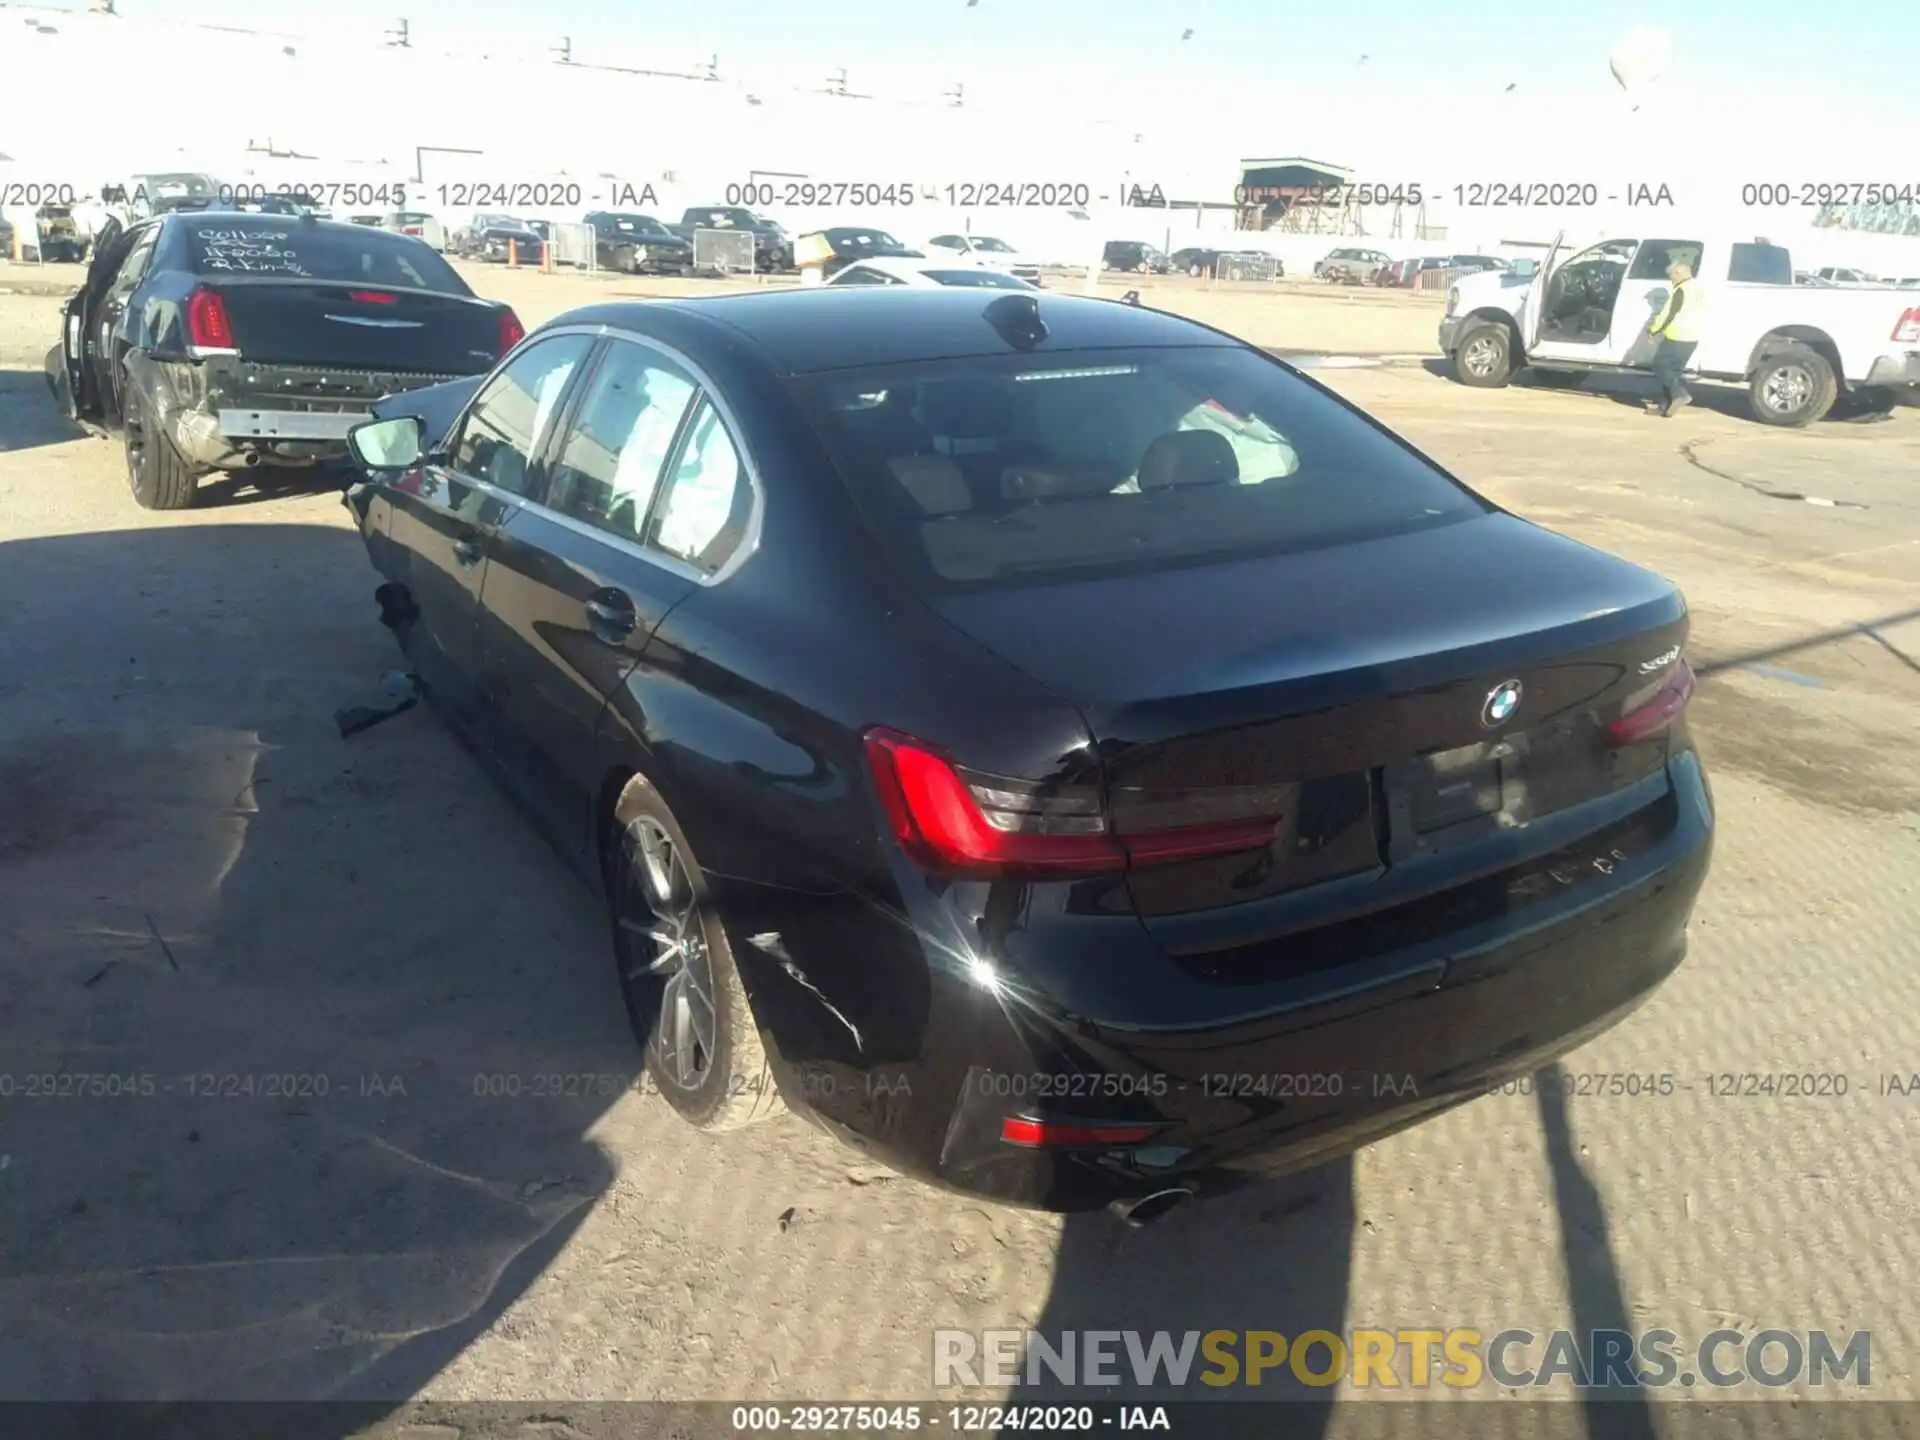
(1113, 1187), (1196, 1229)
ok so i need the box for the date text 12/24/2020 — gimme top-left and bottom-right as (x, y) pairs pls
(1232, 182), (1677, 208)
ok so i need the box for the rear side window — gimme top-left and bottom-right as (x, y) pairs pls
(545, 341), (698, 542)
(186, 221), (468, 292)
(792, 346), (1487, 592)
(650, 400), (753, 574)
(1630, 239), (1704, 280)
(1729, 244), (1792, 284)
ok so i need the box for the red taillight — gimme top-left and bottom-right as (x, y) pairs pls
(498, 309), (525, 353)
(186, 288), (234, 350)
(1000, 1117), (1160, 1148)
(1893, 308), (1920, 344)
(861, 728), (1277, 877)
(1607, 658), (1696, 746)
(348, 289), (397, 304)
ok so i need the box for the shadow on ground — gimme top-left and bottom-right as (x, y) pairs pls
(0, 523), (633, 1410)
(0, 366), (82, 453)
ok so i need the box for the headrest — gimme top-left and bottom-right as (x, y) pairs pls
(1138, 429), (1239, 490)
(887, 455), (972, 516)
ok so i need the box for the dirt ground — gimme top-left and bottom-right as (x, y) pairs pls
(2, 259), (1918, 1422)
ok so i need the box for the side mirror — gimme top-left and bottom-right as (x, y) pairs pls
(348, 414), (426, 472)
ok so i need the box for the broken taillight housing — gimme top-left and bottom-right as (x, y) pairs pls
(1892, 308), (1920, 344)
(185, 288), (234, 350)
(861, 728), (1278, 878)
(1608, 657), (1697, 746)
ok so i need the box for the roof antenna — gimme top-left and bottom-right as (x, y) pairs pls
(984, 293), (1047, 350)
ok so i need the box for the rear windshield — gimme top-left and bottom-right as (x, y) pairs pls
(792, 346), (1487, 592)
(185, 222), (469, 292)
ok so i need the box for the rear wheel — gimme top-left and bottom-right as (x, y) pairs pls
(1749, 342), (1838, 427)
(123, 383), (200, 510)
(1453, 322), (1514, 388)
(608, 773), (783, 1132)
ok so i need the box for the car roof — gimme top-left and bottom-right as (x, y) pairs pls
(546, 288), (1236, 374)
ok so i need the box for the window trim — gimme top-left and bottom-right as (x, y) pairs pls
(431, 322), (765, 587)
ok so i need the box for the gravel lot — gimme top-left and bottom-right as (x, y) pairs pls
(1, 260), (1917, 1421)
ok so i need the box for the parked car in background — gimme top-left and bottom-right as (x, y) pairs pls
(825, 256), (1037, 288)
(453, 213), (545, 263)
(1442, 231), (1920, 425)
(347, 214), (386, 227)
(28, 205), (88, 262)
(1314, 246), (1391, 282)
(116, 172), (221, 218)
(671, 206), (793, 271)
(339, 284), (1714, 1214)
(1169, 246), (1282, 279)
(1813, 266), (1879, 286)
(44, 211), (522, 509)
(382, 211), (440, 243)
(585, 212), (695, 274)
(924, 233), (1042, 284)
(1102, 240), (1171, 273)
(800, 226), (924, 280)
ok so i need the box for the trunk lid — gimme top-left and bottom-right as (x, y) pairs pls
(209, 280), (505, 373)
(925, 513), (1687, 930)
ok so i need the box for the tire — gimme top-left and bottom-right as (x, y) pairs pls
(1749, 342), (1838, 427)
(607, 772), (784, 1132)
(1453, 322), (1514, 388)
(123, 382), (200, 510)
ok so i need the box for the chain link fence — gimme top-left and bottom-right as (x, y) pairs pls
(692, 228), (756, 278)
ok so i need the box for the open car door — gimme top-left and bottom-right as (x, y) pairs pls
(53, 215), (125, 423)
(1520, 231), (1566, 359)
(1522, 230), (1566, 354)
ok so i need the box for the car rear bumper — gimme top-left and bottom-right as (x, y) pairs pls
(736, 751), (1713, 1211)
(143, 357), (469, 469)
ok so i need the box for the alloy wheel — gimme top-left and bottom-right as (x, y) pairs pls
(1462, 335), (1502, 377)
(1762, 365), (1813, 415)
(615, 816), (717, 1089)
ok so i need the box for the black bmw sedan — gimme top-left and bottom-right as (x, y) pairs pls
(344, 287), (1714, 1215)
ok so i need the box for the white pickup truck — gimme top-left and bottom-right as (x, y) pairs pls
(1439, 232), (1920, 426)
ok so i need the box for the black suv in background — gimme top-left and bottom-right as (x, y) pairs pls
(584, 212), (695, 274)
(1103, 240), (1172, 273)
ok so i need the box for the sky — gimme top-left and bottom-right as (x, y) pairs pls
(7, 0), (1917, 125)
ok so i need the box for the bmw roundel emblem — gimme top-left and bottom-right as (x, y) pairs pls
(1481, 679), (1523, 728)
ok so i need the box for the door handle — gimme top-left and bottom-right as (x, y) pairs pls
(585, 591), (638, 642)
(453, 538), (484, 567)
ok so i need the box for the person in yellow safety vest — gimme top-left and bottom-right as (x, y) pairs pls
(1644, 257), (1703, 417)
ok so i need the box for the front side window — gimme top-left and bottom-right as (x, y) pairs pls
(791, 346), (1485, 592)
(545, 341), (698, 541)
(650, 399), (753, 574)
(449, 334), (594, 497)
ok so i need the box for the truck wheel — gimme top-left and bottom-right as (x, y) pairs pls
(1453, 322), (1514, 387)
(123, 386), (201, 510)
(1749, 343), (1837, 427)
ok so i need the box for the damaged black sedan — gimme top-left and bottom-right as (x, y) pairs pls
(342, 289), (1713, 1216)
(45, 211), (522, 509)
